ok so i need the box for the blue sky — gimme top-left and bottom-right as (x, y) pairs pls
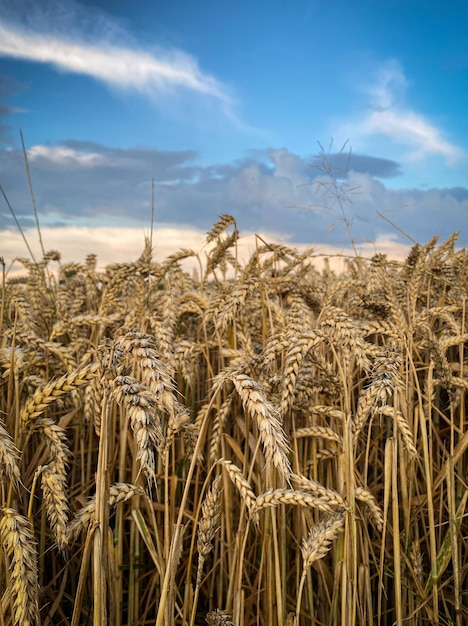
(1, 0), (468, 268)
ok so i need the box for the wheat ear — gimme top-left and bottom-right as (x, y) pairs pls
(228, 371), (291, 479)
(300, 510), (346, 569)
(20, 362), (100, 422)
(196, 475), (223, 587)
(296, 511), (345, 622)
(252, 488), (342, 517)
(0, 507), (39, 626)
(205, 609), (235, 625)
(109, 375), (163, 484)
(0, 420), (21, 490)
(40, 464), (70, 551)
(66, 483), (145, 543)
(219, 460), (258, 523)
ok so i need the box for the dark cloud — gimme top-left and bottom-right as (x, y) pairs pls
(439, 187), (468, 202)
(1, 140), (467, 247)
(31, 140), (200, 180)
(310, 151), (402, 179)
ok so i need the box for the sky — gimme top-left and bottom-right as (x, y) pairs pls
(1, 0), (468, 272)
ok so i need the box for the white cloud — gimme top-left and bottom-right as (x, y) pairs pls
(341, 60), (463, 164)
(28, 145), (108, 167)
(363, 108), (461, 163)
(0, 17), (231, 104)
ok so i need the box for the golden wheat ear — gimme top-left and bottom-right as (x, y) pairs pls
(205, 608), (236, 625)
(0, 507), (40, 626)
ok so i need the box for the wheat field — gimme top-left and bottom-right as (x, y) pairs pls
(1, 215), (467, 625)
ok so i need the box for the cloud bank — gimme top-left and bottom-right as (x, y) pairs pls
(2, 140), (468, 269)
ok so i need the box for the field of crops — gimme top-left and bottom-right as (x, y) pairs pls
(1, 215), (467, 625)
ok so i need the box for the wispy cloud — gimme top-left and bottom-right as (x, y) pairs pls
(0, 19), (232, 105)
(362, 108), (460, 162)
(342, 60), (463, 163)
